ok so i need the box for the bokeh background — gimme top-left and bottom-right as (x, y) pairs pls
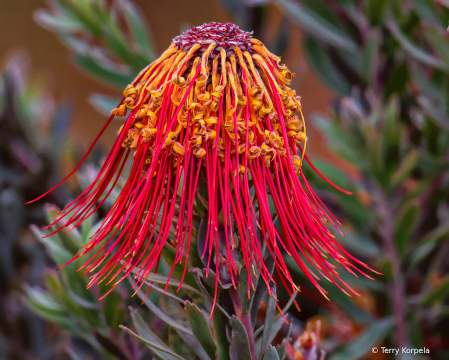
(1, 0), (449, 359)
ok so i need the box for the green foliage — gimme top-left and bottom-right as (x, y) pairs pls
(34, 0), (156, 114)
(28, 194), (301, 359)
(27, 0), (449, 359)
(263, 0), (449, 358)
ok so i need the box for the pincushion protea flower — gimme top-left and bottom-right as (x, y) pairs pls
(30, 22), (377, 309)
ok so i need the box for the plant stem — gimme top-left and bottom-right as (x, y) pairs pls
(377, 187), (407, 349)
(229, 286), (258, 360)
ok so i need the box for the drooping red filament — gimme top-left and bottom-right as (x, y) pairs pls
(31, 22), (378, 313)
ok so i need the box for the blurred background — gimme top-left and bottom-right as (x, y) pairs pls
(1, 0), (448, 359)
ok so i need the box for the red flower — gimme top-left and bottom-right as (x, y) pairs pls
(30, 23), (377, 309)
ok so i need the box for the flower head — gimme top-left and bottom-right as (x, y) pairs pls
(31, 22), (377, 306)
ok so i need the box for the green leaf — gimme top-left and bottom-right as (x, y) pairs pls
(384, 62), (409, 98)
(250, 255), (275, 328)
(305, 159), (351, 192)
(313, 115), (364, 167)
(275, 0), (357, 53)
(387, 19), (448, 70)
(34, 9), (83, 32)
(189, 269), (230, 318)
(420, 277), (449, 306)
(332, 318), (392, 360)
(129, 306), (181, 360)
(201, 268), (233, 290)
(213, 303), (231, 360)
(30, 225), (72, 266)
(411, 0), (445, 28)
(120, 325), (186, 360)
(25, 286), (74, 330)
(393, 201), (420, 255)
(262, 346), (280, 360)
(303, 37), (351, 95)
(366, 0), (387, 26)
(255, 291), (298, 339)
(169, 328), (197, 360)
(89, 93), (121, 116)
(390, 150), (418, 189)
(277, 322), (292, 360)
(418, 150), (449, 173)
(256, 317), (284, 359)
(361, 31), (381, 85)
(409, 224), (449, 268)
(259, 285), (277, 359)
(73, 54), (131, 88)
(26, 286), (64, 313)
(426, 27), (449, 64)
(120, 0), (156, 60)
(26, 297), (73, 330)
(129, 265), (203, 297)
(44, 203), (81, 254)
(336, 230), (381, 258)
(136, 289), (194, 336)
(103, 291), (123, 328)
(239, 267), (256, 315)
(184, 301), (216, 359)
(229, 316), (252, 360)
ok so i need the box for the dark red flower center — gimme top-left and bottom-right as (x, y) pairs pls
(173, 22), (253, 54)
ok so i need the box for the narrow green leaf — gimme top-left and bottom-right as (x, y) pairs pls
(409, 225), (449, 268)
(169, 328), (197, 360)
(30, 224), (72, 266)
(136, 289), (194, 336)
(387, 20), (448, 70)
(34, 9), (83, 32)
(202, 268), (233, 290)
(390, 150), (418, 189)
(259, 285), (277, 359)
(128, 264), (203, 297)
(418, 150), (449, 173)
(411, 0), (445, 27)
(251, 255), (275, 328)
(26, 297), (73, 330)
(426, 27), (449, 64)
(89, 93), (121, 116)
(256, 317), (284, 359)
(44, 203), (81, 253)
(277, 322), (292, 360)
(120, 0), (156, 59)
(366, 0), (387, 26)
(103, 291), (123, 328)
(190, 268), (230, 318)
(73, 54), (131, 88)
(239, 267), (256, 315)
(254, 290), (298, 338)
(229, 316), (252, 360)
(213, 303), (231, 360)
(185, 301), (217, 359)
(336, 230), (381, 258)
(303, 37), (351, 95)
(129, 306), (181, 360)
(361, 31), (381, 85)
(313, 115), (363, 166)
(262, 346), (280, 360)
(120, 325), (186, 360)
(275, 0), (357, 53)
(420, 277), (449, 306)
